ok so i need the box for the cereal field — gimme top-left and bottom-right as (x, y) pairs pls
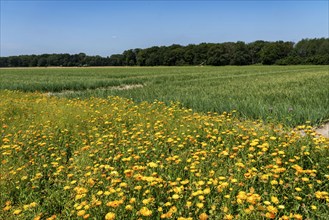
(1, 65), (328, 126)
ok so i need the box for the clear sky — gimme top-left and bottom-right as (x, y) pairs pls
(0, 0), (328, 57)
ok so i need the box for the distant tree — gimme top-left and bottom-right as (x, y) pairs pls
(123, 49), (137, 66)
(47, 54), (59, 66)
(0, 57), (8, 67)
(183, 44), (196, 65)
(143, 46), (163, 66)
(260, 41), (294, 65)
(136, 50), (148, 66)
(163, 45), (185, 66)
(37, 57), (47, 67)
(248, 40), (268, 64)
(7, 56), (22, 67)
(230, 41), (251, 65)
(207, 44), (227, 66)
(0, 38), (328, 68)
(109, 54), (124, 66)
(193, 43), (210, 65)
(78, 53), (87, 66)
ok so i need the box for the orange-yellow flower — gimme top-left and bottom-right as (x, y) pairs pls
(77, 210), (86, 216)
(199, 213), (208, 220)
(265, 212), (276, 219)
(224, 214), (234, 220)
(293, 214), (303, 220)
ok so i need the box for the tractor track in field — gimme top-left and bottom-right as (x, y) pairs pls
(46, 84), (144, 96)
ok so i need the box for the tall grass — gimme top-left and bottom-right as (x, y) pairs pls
(1, 65), (328, 126)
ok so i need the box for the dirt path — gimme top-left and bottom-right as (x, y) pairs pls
(46, 84), (143, 96)
(315, 122), (329, 138)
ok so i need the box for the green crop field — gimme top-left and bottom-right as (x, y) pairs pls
(1, 65), (328, 126)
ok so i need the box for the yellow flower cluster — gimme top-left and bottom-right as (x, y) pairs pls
(0, 91), (328, 219)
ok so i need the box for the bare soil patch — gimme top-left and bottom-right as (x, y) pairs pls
(46, 84), (143, 96)
(315, 122), (329, 138)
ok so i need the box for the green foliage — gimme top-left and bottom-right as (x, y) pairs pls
(1, 38), (328, 67)
(260, 41), (294, 65)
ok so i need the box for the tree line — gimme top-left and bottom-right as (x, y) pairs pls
(1, 38), (328, 67)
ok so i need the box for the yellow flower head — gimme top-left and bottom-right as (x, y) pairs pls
(105, 212), (115, 220)
(199, 213), (208, 220)
(139, 207), (152, 217)
(13, 209), (22, 215)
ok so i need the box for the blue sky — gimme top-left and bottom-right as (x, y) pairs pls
(1, 0), (328, 57)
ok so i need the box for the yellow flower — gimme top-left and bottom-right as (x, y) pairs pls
(198, 195), (205, 201)
(224, 214), (234, 220)
(3, 205), (11, 211)
(203, 188), (211, 194)
(147, 162), (158, 168)
(77, 210), (86, 216)
(134, 185), (142, 190)
(295, 196), (302, 201)
(265, 212), (276, 219)
(46, 215), (57, 220)
(13, 209), (22, 215)
(301, 177), (309, 182)
(267, 205), (278, 214)
(271, 196), (279, 204)
(186, 201), (192, 208)
(124, 169), (133, 177)
(33, 215), (41, 220)
(125, 205), (133, 211)
(172, 194), (180, 200)
(278, 205), (285, 209)
(105, 212), (115, 220)
(161, 212), (173, 218)
(169, 206), (177, 213)
(142, 198), (151, 204)
(199, 213), (208, 220)
(139, 207), (152, 217)
(106, 200), (122, 208)
(196, 203), (204, 208)
(264, 201), (271, 205)
(293, 214), (303, 220)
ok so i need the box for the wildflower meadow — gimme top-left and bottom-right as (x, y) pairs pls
(1, 89), (328, 219)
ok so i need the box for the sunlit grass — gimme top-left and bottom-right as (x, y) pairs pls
(1, 91), (328, 219)
(0, 65), (328, 126)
